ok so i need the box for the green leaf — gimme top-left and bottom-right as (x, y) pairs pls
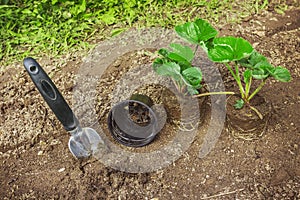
(175, 22), (197, 44)
(177, 60), (192, 72)
(187, 86), (199, 95)
(52, 0), (59, 5)
(270, 66), (291, 82)
(158, 48), (170, 58)
(234, 99), (244, 109)
(247, 51), (267, 67)
(99, 9), (116, 25)
(111, 28), (126, 37)
(79, 0), (86, 13)
(193, 19), (218, 42)
(169, 43), (194, 62)
(238, 51), (267, 68)
(252, 61), (273, 79)
(208, 36), (253, 62)
(152, 58), (163, 71)
(156, 62), (181, 81)
(243, 69), (252, 84)
(252, 69), (269, 79)
(22, 9), (32, 14)
(175, 18), (218, 45)
(70, 0), (86, 16)
(168, 53), (187, 62)
(157, 45), (193, 72)
(182, 67), (202, 86)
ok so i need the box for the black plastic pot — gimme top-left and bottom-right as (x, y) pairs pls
(107, 95), (159, 147)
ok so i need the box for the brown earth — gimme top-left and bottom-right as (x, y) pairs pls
(0, 8), (300, 199)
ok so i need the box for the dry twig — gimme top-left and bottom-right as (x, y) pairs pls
(200, 188), (244, 200)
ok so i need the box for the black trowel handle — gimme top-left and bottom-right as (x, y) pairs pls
(23, 57), (79, 131)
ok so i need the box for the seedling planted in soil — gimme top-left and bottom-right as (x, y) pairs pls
(154, 18), (291, 118)
(152, 19), (234, 96)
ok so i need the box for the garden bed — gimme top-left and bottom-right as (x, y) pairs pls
(0, 8), (299, 199)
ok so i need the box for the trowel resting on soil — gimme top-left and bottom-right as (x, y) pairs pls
(23, 57), (104, 159)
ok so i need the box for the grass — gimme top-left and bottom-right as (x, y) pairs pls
(0, 0), (296, 67)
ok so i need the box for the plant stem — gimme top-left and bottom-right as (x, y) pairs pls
(225, 63), (237, 79)
(225, 63), (245, 99)
(248, 79), (267, 101)
(172, 79), (180, 92)
(194, 45), (199, 55)
(234, 63), (245, 98)
(245, 76), (252, 99)
(250, 105), (263, 120)
(194, 91), (235, 98)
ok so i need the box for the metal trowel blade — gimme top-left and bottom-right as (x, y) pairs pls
(68, 127), (104, 159)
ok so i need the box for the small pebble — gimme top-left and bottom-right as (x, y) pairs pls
(37, 150), (43, 156)
(58, 168), (65, 173)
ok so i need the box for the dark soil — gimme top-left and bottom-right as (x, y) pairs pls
(226, 94), (271, 140)
(1, 8), (300, 199)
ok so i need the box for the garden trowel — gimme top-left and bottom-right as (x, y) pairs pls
(23, 57), (104, 159)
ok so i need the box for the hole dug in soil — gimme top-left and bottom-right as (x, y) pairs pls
(226, 94), (272, 140)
